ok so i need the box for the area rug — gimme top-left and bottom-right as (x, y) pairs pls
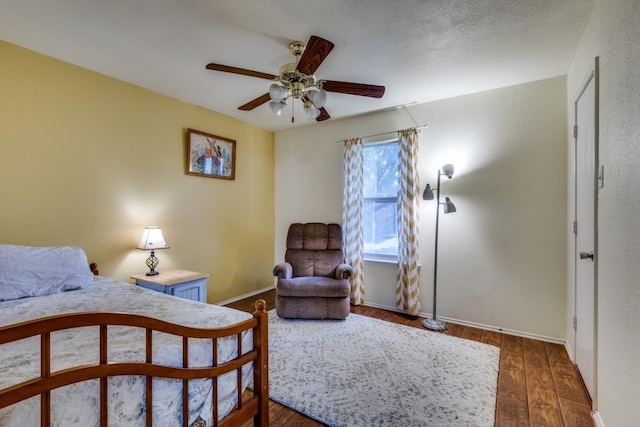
(268, 311), (500, 427)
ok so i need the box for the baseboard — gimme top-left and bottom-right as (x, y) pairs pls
(362, 301), (565, 345)
(564, 341), (575, 362)
(592, 410), (605, 427)
(215, 285), (274, 306)
(220, 291), (566, 345)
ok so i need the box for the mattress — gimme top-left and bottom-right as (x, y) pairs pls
(0, 276), (253, 426)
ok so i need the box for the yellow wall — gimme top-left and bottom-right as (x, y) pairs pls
(0, 41), (275, 303)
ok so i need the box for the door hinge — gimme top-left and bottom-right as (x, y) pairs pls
(573, 316), (577, 330)
(598, 165), (604, 189)
(573, 221), (578, 234)
(573, 125), (578, 139)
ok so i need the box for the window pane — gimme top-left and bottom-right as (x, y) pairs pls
(363, 198), (398, 256)
(362, 141), (398, 258)
(363, 143), (398, 198)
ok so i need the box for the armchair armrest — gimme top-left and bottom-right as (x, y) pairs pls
(335, 263), (353, 280)
(273, 262), (293, 279)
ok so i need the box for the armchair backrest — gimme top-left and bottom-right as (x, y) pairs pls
(285, 223), (344, 278)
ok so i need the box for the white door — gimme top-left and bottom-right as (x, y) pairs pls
(574, 58), (598, 402)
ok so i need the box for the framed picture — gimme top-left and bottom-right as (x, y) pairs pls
(186, 128), (236, 180)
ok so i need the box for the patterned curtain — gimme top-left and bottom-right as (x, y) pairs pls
(343, 138), (365, 305)
(395, 128), (421, 315)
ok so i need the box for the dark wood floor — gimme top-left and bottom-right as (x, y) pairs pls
(225, 290), (594, 427)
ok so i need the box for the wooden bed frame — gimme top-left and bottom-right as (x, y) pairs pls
(0, 264), (269, 427)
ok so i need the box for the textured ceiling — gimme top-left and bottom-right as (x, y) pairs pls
(0, 0), (595, 131)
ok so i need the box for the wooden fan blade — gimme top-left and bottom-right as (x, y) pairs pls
(296, 36), (334, 75)
(206, 63), (277, 81)
(316, 107), (331, 122)
(238, 93), (271, 111)
(322, 80), (385, 98)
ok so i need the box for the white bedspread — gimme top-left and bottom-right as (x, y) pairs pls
(0, 276), (254, 427)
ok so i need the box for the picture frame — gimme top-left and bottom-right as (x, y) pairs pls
(186, 128), (236, 180)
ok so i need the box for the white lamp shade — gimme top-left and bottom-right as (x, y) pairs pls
(303, 102), (320, 120)
(136, 226), (169, 250)
(443, 197), (457, 213)
(307, 89), (327, 108)
(442, 164), (455, 179)
(269, 100), (287, 116)
(269, 84), (288, 102)
(422, 183), (435, 200)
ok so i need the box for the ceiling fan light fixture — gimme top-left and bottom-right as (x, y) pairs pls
(269, 100), (287, 116)
(269, 83), (289, 102)
(206, 36), (385, 123)
(303, 101), (320, 120)
(307, 89), (327, 108)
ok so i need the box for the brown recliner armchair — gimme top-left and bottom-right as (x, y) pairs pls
(273, 223), (353, 319)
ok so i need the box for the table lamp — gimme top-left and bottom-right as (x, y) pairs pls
(136, 226), (169, 276)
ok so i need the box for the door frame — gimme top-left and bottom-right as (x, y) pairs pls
(573, 56), (599, 409)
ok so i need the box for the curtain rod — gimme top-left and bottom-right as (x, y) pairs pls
(334, 124), (428, 144)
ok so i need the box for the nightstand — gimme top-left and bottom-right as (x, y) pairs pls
(131, 270), (209, 303)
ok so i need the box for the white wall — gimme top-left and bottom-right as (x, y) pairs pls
(275, 76), (567, 340)
(566, 0), (640, 424)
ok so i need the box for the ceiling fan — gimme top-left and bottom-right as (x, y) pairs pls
(206, 36), (385, 122)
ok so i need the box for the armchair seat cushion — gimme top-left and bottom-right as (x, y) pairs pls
(277, 277), (350, 298)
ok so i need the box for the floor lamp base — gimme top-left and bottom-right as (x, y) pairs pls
(422, 317), (447, 331)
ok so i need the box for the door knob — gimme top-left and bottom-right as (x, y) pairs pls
(579, 251), (594, 260)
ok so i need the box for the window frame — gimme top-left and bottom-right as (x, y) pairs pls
(362, 138), (399, 263)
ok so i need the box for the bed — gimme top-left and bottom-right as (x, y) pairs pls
(0, 245), (269, 427)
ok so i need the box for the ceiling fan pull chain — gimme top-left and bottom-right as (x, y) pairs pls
(291, 100), (295, 123)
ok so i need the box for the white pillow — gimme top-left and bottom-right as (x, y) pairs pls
(0, 245), (94, 301)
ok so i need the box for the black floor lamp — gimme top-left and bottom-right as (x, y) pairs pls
(421, 163), (456, 331)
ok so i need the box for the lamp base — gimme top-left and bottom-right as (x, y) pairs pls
(144, 250), (159, 276)
(422, 317), (447, 331)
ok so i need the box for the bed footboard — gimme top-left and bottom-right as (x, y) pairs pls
(0, 300), (269, 427)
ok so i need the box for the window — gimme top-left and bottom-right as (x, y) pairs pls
(362, 140), (398, 260)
